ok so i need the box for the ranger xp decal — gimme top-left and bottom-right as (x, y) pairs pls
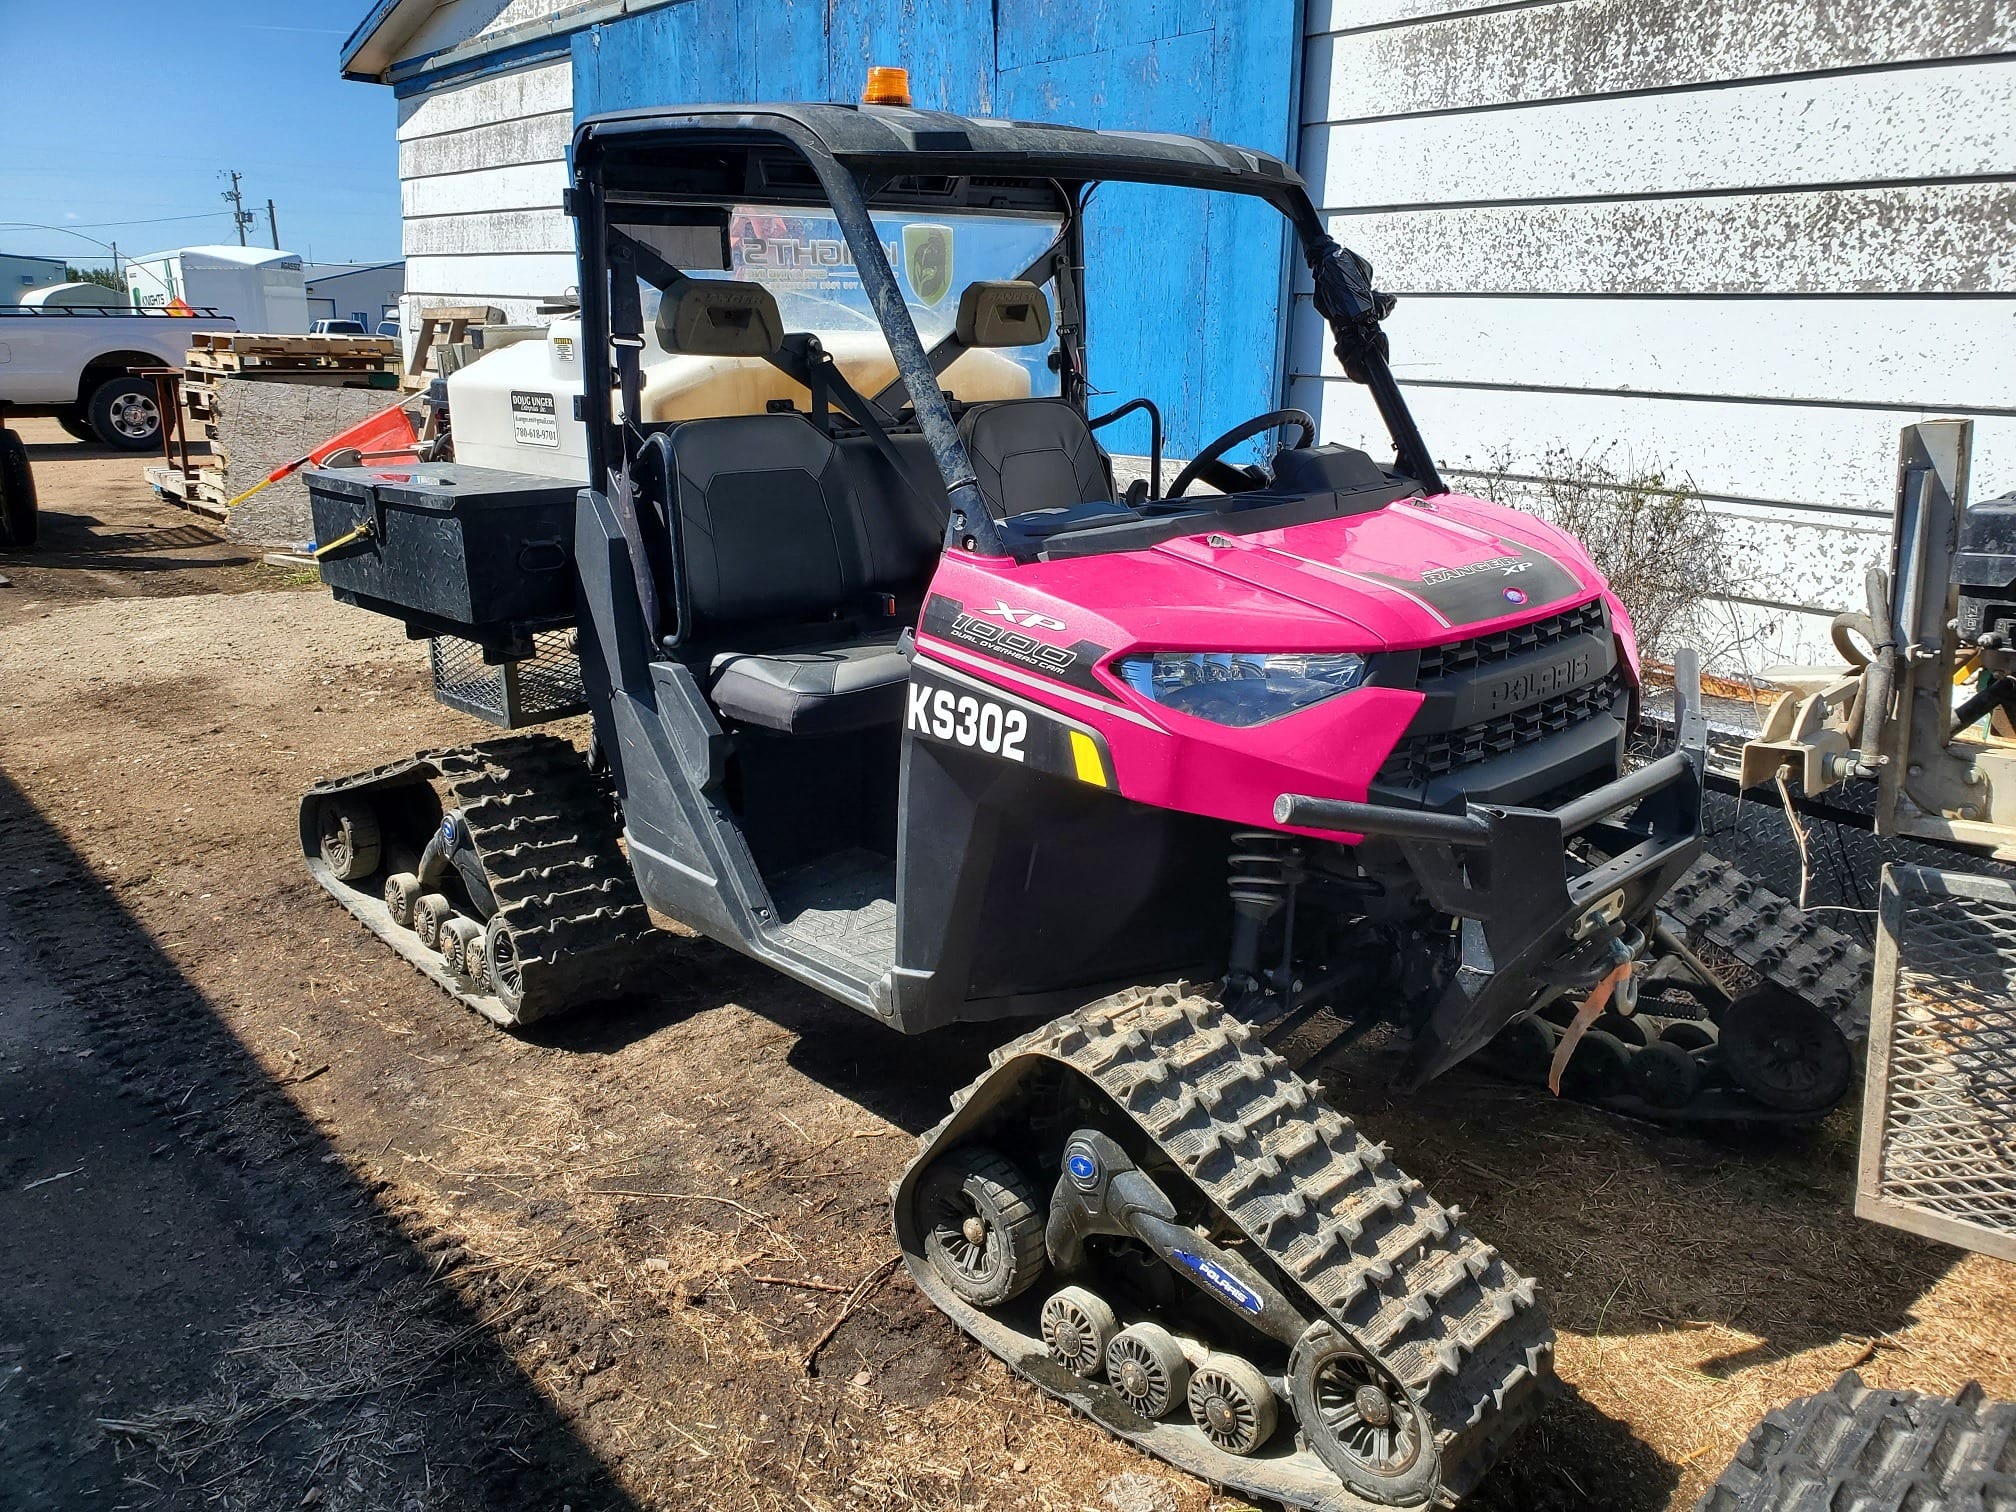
(1357, 545), (1585, 626)
(921, 595), (1116, 699)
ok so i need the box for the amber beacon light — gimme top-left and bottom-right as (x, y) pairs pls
(863, 66), (912, 106)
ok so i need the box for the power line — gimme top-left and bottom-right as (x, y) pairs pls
(0, 210), (232, 232)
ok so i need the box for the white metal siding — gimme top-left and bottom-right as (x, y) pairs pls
(1291, 1), (2016, 670)
(394, 60), (574, 330)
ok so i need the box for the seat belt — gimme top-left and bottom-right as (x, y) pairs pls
(868, 238), (1071, 413)
(773, 335), (949, 528)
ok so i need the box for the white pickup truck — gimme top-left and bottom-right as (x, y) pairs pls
(0, 304), (236, 450)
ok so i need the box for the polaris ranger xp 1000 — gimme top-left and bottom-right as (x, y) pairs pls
(299, 99), (1856, 1509)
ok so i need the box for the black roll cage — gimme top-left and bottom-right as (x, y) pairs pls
(569, 104), (1441, 560)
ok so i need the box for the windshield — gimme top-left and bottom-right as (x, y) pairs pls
(727, 206), (1063, 395)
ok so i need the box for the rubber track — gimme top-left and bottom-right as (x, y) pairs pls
(304, 735), (663, 1025)
(929, 985), (1555, 1506)
(1664, 855), (1872, 1038)
(1698, 1370), (2016, 1512)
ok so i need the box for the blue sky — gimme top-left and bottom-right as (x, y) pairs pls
(0, 0), (400, 270)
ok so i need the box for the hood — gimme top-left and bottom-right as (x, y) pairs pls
(1153, 494), (1603, 650)
(996, 492), (1608, 657)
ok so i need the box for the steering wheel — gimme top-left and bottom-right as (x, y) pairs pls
(1166, 408), (1317, 499)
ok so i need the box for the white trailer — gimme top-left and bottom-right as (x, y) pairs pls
(126, 245), (311, 334)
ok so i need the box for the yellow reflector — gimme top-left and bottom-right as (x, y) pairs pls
(863, 66), (912, 106)
(1068, 730), (1107, 786)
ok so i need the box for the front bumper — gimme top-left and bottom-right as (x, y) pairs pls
(1276, 652), (1709, 1086)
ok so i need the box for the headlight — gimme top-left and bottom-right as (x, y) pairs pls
(1115, 650), (1371, 727)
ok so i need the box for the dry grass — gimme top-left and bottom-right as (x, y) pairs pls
(97, 1273), (518, 1510)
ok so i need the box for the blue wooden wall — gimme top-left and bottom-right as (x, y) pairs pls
(571, 0), (1303, 457)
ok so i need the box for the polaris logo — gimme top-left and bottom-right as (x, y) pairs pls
(1171, 1249), (1263, 1314)
(977, 603), (1066, 632)
(1489, 653), (1591, 708)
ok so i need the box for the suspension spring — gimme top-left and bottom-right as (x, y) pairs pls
(1228, 831), (1304, 911)
(1227, 831), (1307, 998)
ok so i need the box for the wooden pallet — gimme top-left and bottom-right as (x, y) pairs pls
(180, 365), (399, 395)
(185, 351), (398, 377)
(190, 331), (395, 359)
(145, 465), (227, 519)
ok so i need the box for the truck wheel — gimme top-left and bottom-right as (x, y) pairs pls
(86, 376), (163, 451)
(0, 428), (37, 551)
(56, 408), (96, 444)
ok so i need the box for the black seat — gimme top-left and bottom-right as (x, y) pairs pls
(658, 412), (910, 736)
(833, 430), (950, 588)
(958, 398), (1113, 519)
(709, 634), (908, 735)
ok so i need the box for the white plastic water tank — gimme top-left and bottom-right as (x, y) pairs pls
(443, 314), (1030, 482)
(445, 319), (589, 480)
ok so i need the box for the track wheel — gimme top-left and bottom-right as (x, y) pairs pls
(1593, 1011), (1649, 1047)
(1292, 1323), (1439, 1505)
(1659, 1020), (1716, 1052)
(484, 915), (526, 1017)
(1481, 1015), (1556, 1084)
(1559, 1029), (1633, 1102)
(413, 893), (455, 951)
(1040, 1286), (1118, 1379)
(1188, 1353), (1277, 1456)
(1626, 1037), (1702, 1109)
(1718, 987), (1853, 1114)
(441, 917), (484, 976)
(1105, 1323), (1190, 1420)
(317, 795), (382, 882)
(383, 872), (422, 929)
(915, 1145), (1046, 1307)
(462, 934), (490, 992)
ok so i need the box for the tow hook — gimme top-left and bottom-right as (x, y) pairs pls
(1545, 926), (1645, 1095)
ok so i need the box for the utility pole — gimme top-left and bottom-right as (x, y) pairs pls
(266, 199), (280, 251)
(221, 169), (254, 246)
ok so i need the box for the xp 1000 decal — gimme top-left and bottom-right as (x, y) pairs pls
(921, 595), (1115, 699)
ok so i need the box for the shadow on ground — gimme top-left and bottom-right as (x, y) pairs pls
(0, 767), (641, 1512)
(4, 509), (257, 574)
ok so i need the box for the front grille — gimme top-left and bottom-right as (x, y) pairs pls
(1378, 669), (1627, 785)
(1415, 598), (1606, 681)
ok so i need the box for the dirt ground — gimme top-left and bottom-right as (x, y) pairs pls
(1, 417), (2009, 1512)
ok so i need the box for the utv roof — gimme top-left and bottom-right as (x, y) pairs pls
(575, 103), (1308, 202)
